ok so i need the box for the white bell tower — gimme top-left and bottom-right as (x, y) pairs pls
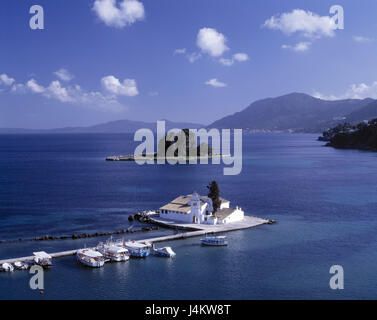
(190, 192), (201, 224)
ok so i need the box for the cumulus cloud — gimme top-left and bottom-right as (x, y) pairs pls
(313, 81), (377, 100)
(233, 53), (249, 62)
(187, 52), (202, 63)
(93, 0), (145, 28)
(0, 73), (15, 86)
(173, 48), (186, 55)
(353, 35), (374, 43)
(54, 68), (74, 82)
(219, 53), (249, 66)
(263, 9), (336, 39)
(282, 41), (311, 52)
(27, 79), (45, 93)
(219, 58), (234, 66)
(101, 75), (139, 96)
(4, 73), (126, 111)
(205, 78), (227, 88)
(197, 28), (229, 57)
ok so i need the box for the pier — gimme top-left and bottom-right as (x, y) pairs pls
(0, 216), (271, 265)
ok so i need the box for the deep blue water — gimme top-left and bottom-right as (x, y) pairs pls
(1, 133), (377, 299)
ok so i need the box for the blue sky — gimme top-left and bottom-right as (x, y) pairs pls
(1, 0), (377, 128)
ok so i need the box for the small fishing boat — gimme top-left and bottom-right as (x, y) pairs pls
(33, 251), (52, 268)
(153, 246), (176, 258)
(1, 263), (14, 272)
(97, 242), (129, 262)
(123, 241), (150, 258)
(201, 235), (228, 246)
(76, 249), (105, 268)
(13, 261), (30, 270)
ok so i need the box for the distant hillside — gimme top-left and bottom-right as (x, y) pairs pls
(0, 119), (204, 134)
(344, 100), (377, 123)
(208, 93), (374, 133)
(318, 119), (377, 151)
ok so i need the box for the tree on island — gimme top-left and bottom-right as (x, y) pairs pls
(157, 129), (212, 158)
(207, 181), (221, 213)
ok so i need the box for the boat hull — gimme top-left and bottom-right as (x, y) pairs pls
(201, 241), (228, 246)
(76, 255), (105, 268)
(128, 250), (149, 258)
(155, 251), (175, 257)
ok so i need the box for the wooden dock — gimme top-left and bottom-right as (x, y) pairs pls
(0, 216), (271, 265)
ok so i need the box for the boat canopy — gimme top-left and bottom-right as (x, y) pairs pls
(80, 249), (103, 258)
(107, 246), (127, 254)
(33, 251), (52, 259)
(125, 241), (149, 249)
(160, 247), (175, 255)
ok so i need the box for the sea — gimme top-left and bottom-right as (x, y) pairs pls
(1, 133), (377, 299)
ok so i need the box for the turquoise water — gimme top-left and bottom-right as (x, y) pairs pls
(1, 133), (377, 299)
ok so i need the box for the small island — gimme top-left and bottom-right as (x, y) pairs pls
(318, 118), (377, 151)
(107, 128), (220, 161)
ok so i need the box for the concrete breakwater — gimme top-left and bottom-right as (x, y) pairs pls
(0, 225), (158, 244)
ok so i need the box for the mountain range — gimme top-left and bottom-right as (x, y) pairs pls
(2, 93), (377, 134)
(0, 119), (204, 134)
(208, 93), (376, 133)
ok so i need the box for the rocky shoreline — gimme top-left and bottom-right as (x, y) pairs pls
(318, 119), (377, 151)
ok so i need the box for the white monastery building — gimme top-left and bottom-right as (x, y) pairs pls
(158, 192), (244, 225)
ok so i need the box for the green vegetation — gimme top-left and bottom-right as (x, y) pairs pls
(207, 181), (221, 213)
(318, 118), (377, 151)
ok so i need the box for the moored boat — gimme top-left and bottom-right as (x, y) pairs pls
(33, 251), (52, 268)
(1, 263), (14, 272)
(201, 235), (228, 246)
(153, 246), (176, 258)
(123, 241), (150, 257)
(76, 249), (105, 268)
(97, 242), (129, 262)
(13, 261), (30, 270)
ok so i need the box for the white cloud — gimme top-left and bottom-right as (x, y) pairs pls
(353, 35), (374, 43)
(46, 81), (73, 102)
(11, 83), (26, 93)
(205, 78), (227, 88)
(0, 73), (15, 86)
(173, 48), (186, 55)
(233, 53), (249, 62)
(263, 9), (336, 39)
(148, 91), (159, 96)
(219, 58), (234, 66)
(27, 79), (45, 93)
(313, 81), (377, 100)
(187, 52), (202, 63)
(101, 75), (139, 96)
(219, 52), (249, 66)
(54, 68), (74, 82)
(197, 28), (229, 57)
(282, 41), (311, 52)
(93, 0), (145, 28)
(5, 75), (124, 111)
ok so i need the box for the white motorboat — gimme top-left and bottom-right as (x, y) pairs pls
(1, 263), (14, 272)
(201, 235), (228, 246)
(122, 241), (150, 257)
(76, 249), (105, 268)
(97, 242), (129, 262)
(33, 251), (52, 268)
(13, 261), (30, 270)
(153, 246), (176, 258)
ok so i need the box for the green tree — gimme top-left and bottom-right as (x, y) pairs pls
(207, 181), (221, 213)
